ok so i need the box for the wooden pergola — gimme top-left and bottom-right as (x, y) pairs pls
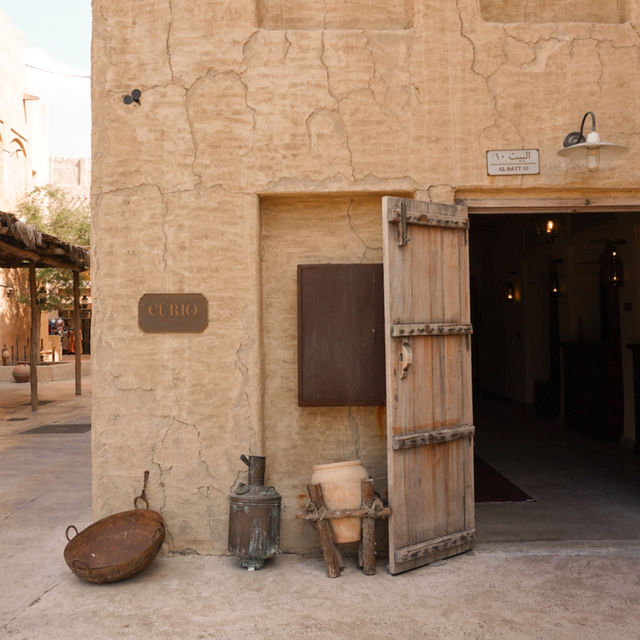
(0, 211), (90, 411)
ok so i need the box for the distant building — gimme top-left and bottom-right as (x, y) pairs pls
(0, 9), (50, 365)
(50, 156), (91, 206)
(0, 10), (49, 210)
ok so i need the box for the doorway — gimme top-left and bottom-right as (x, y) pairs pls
(468, 210), (640, 542)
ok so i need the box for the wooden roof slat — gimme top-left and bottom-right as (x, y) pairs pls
(0, 210), (89, 271)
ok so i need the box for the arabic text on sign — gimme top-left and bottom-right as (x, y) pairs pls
(486, 149), (540, 176)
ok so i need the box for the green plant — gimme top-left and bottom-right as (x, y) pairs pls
(14, 185), (90, 310)
(17, 185), (90, 245)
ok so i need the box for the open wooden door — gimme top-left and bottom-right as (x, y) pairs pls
(382, 196), (475, 575)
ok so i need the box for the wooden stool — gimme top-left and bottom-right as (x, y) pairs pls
(297, 479), (391, 577)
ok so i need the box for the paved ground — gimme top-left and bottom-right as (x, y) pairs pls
(2, 377), (640, 639)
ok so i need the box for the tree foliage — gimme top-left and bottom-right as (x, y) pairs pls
(17, 185), (90, 246)
(15, 185), (90, 310)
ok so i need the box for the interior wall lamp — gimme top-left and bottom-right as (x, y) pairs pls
(506, 282), (515, 301)
(536, 216), (561, 242)
(557, 111), (628, 171)
(606, 243), (624, 287)
(550, 260), (562, 296)
(506, 270), (517, 302)
(0, 283), (14, 297)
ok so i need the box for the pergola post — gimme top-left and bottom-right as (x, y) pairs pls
(28, 261), (39, 412)
(73, 270), (82, 395)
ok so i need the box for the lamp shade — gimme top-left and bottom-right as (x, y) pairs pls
(557, 129), (628, 169)
(557, 139), (628, 159)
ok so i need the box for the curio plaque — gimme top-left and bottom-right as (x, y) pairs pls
(139, 293), (208, 333)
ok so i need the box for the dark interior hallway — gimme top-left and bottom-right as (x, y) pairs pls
(473, 391), (640, 543)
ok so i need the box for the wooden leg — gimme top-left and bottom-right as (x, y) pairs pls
(308, 483), (342, 578)
(361, 479), (376, 575)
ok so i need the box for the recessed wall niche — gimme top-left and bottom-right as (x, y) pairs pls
(257, 0), (414, 30)
(480, 0), (628, 23)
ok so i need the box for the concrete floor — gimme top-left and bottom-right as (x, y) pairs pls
(1, 377), (640, 639)
(474, 393), (640, 543)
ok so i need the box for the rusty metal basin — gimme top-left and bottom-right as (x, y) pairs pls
(64, 508), (165, 583)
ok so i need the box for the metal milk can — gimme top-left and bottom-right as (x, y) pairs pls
(228, 454), (281, 569)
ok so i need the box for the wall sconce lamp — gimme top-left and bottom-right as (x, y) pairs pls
(0, 284), (14, 297)
(606, 243), (624, 287)
(506, 282), (515, 302)
(506, 270), (518, 302)
(536, 216), (561, 242)
(550, 260), (562, 296)
(36, 286), (47, 306)
(557, 111), (628, 171)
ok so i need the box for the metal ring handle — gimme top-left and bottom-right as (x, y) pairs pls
(65, 525), (78, 541)
(400, 340), (413, 380)
(152, 526), (165, 542)
(134, 496), (149, 510)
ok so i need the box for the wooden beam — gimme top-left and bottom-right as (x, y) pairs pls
(73, 270), (82, 396)
(298, 506), (391, 520)
(360, 479), (376, 575)
(0, 239), (87, 270)
(457, 197), (640, 214)
(28, 262), (39, 412)
(307, 484), (343, 578)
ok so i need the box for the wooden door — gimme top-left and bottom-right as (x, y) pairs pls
(382, 196), (475, 575)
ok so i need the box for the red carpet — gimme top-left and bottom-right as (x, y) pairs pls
(474, 455), (534, 503)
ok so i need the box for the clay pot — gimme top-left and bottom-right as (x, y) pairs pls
(310, 460), (369, 543)
(12, 363), (30, 383)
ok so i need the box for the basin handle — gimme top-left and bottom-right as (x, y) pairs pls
(65, 525), (78, 541)
(133, 470), (150, 510)
(152, 525), (165, 542)
(134, 495), (149, 510)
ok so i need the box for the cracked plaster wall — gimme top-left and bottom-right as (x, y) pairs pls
(92, 0), (640, 554)
(261, 195), (389, 552)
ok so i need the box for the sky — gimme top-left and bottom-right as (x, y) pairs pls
(0, 1), (92, 158)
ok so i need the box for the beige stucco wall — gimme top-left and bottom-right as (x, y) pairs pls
(0, 10), (50, 363)
(0, 10), (49, 211)
(92, 0), (640, 554)
(261, 195), (391, 551)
